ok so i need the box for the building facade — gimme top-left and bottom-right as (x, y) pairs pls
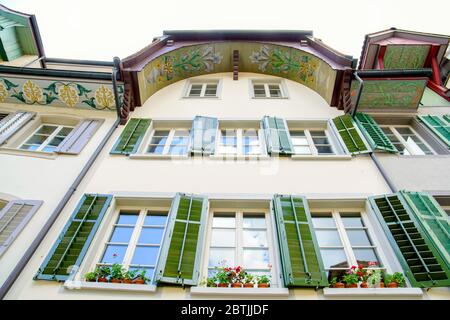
(0, 5), (449, 300)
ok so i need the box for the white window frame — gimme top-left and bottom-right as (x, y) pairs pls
(311, 209), (385, 272)
(250, 79), (288, 99)
(18, 123), (74, 153)
(215, 128), (265, 156)
(184, 79), (221, 98)
(146, 128), (190, 155)
(202, 208), (278, 287)
(381, 125), (435, 155)
(96, 205), (170, 283)
(290, 129), (336, 156)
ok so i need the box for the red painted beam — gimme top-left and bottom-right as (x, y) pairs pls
(376, 45), (386, 69)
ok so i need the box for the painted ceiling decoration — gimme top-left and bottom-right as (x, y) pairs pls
(350, 78), (427, 110)
(138, 42), (337, 106)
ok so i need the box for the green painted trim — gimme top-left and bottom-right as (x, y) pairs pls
(355, 112), (398, 153)
(417, 115), (450, 148)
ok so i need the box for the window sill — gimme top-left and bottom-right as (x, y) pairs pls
(182, 96), (220, 99)
(209, 155), (271, 161)
(64, 280), (157, 293)
(291, 155), (351, 161)
(0, 147), (57, 159)
(322, 287), (423, 297)
(128, 154), (190, 160)
(190, 286), (289, 297)
(251, 97), (289, 100)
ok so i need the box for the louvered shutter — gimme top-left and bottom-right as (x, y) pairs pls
(0, 200), (42, 256)
(110, 118), (151, 155)
(369, 193), (450, 287)
(401, 191), (450, 266)
(417, 115), (450, 147)
(35, 194), (112, 281)
(189, 116), (218, 155)
(331, 115), (370, 154)
(0, 111), (35, 145)
(273, 195), (328, 287)
(55, 119), (102, 154)
(261, 116), (294, 155)
(156, 193), (208, 286)
(354, 113), (398, 153)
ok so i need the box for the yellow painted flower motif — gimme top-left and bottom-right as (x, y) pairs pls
(95, 85), (115, 108)
(0, 82), (7, 103)
(163, 60), (173, 74)
(23, 80), (43, 104)
(58, 84), (79, 107)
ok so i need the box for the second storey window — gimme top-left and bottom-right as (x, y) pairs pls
(311, 211), (382, 272)
(381, 126), (434, 155)
(187, 82), (219, 98)
(19, 124), (73, 153)
(290, 129), (335, 155)
(99, 209), (168, 281)
(252, 81), (285, 98)
(217, 129), (263, 156)
(147, 129), (190, 155)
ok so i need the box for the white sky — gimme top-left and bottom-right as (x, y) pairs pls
(1, 0), (449, 62)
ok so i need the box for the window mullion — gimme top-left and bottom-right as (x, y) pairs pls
(123, 209), (146, 269)
(237, 129), (243, 156)
(35, 125), (58, 152)
(333, 211), (357, 267)
(305, 130), (318, 155)
(236, 211), (242, 267)
(163, 130), (175, 155)
(392, 127), (409, 154)
(264, 84), (270, 98)
(200, 84), (207, 97)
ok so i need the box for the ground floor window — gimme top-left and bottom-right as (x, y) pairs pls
(19, 124), (73, 152)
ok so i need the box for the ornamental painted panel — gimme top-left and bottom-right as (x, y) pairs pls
(383, 45), (430, 70)
(138, 42), (336, 105)
(0, 75), (123, 111)
(350, 79), (427, 110)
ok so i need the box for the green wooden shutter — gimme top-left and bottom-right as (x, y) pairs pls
(35, 194), (112, 281)
(273, 195), (327, 287)
(417, 115), (450, 147)
(354, 112), (398, 153)
(401, 191), (450, 266)
(261, 116), (294, 155)
(369, 193), (450, 287)
(189, 116), (218, 155)
(332, 115), (370, 154)
(110, 118), (151, 155)
(156, 193), (208, 286)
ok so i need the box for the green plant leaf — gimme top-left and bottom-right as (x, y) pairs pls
(82, 97), (96, 108)
(76, 84), (92, 96)
(43, 93), (58, 104)
(11, 92), (26, 103)
(2, 78), (19, 90)
(43, 83), (58, 94)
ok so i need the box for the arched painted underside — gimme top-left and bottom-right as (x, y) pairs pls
(136, 42), (338, 106)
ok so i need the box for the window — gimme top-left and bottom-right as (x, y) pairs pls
(252, 82), (285, 98)
(19, 124), (73, 153)
(290, 129), (335, 155)
(217, 129), (263, 156)
(311, 211), (382, 272)
(206, 210), (275, 282)
(147, 129), (190, 155)
(381, 126), (434, 155)
(186, 82), (219, 98)
(99, 209), (168, 282)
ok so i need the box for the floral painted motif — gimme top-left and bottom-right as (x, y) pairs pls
(0, 77), (121, 111)
(146, 46), (223, 85)
(95, 85), (115, 109)
(23, 80), (44, 104)
(58, 84), (79, 107)
(0, 82), (7, 103)
(249, 45), (318, 85)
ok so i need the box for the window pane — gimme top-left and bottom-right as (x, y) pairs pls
(117, 213), (139, 225)
(150, 136), (167, 145)
(189, 84), (202, 96)
(36, 125), (57, 135)
(101, 245), (127, 264)
(291, 136), (308, 145)
(58, 127), (73, 137)
(47, 136), (65, 147)
(42, 145), (57, 153)
(209, 248), (235, 267)
(253, 84), (266, 97)
(148, 145), (165, 154)
(243, 230), (268, 247)
(109, 226), (134, 243)
(205, 84), (217, 96)
(25, 135), (47, 145)
(212, 216), (235, 228)
(311, 216), (335, 228)
(353, 248), (379, 266)
(316, 146), (334, 154)
(144, 214), (167, 226)
(169, 145), (188, 155)
(346, 230), (372, 246)
(294, 146), (312, 155)
(138, 227), (165, 244)
(243, 249), (270, 269)
(315, 230), (342, 246)
(268, 84), (281, 97)
(243, 216), (266, 228)
(131, 246), (159, 266)
(341, 216), (364, 228)
(243, 145), (261, 155)
(320, 249), (348, 269)
(130, 266), (155, 280)
(211, 229), (236, 247)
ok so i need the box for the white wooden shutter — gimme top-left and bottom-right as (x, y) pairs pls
(0, 111), (35, 145)
(55, 119), (102, 154)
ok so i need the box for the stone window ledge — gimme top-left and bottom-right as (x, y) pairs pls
(291, 155), (352, 161)
(190, 286), (289, 297)
(64, 280), (157, 293)
(323, 287), (423, 298)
